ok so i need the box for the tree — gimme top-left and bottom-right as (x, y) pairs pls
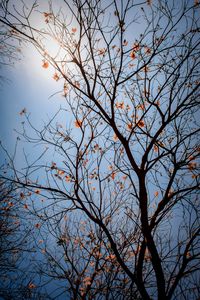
(0, 1), (23, 84)
(0, 172), (52, 300)
(0, 0), (200, 299)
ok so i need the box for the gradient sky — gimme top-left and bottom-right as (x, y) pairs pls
(0, 41), (68, 164)
(0, 1), (199, 299)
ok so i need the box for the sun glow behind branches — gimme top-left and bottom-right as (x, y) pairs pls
(13, 0), (75, 85)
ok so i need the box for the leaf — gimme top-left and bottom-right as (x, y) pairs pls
(192, 174), (197, 179)
(98, 48), (106, 55)
(20, 192), (25, 199)
(74, 120), (83, 128)
(130, 51), (136, 59)
(145, 46), (152, 54)
(71, 27), (77, 33)
(53, 72), (59, 81)
(127, 123), (133, 131)
(113, 133), (118, 141)
(137, 104), (145, 110)
(74, 81), (80, 88)
(154, 191), (159, 197)
(154, 145), (158, 152)
(28, 283), (36, 289)
(137, 120), (145, 128)
(43, 12), (51, 18)
(115, 101), (125, 109)
(83, 276), (92, 286)
(44, 12), (52, 23)
(133, 42), (140, 51)
(123, 39), (128, 46)
(186, 251), (191, 258)
(51, 162), (57, 170)
(143, 65), (150, 73)
(42, 61), (49, 68)
(188, 162), (197, 171)
(63, 83), (69, 96)
(65, 175), (71, 182)
(57, 170), (65, 176)
(19, 108), (26, 116)
(111, 172), (116, 180)
(168, 189), (174, 197)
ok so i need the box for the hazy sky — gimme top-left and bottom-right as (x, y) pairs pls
(0, 1), (199, 299)
(0, 41), (67, 164)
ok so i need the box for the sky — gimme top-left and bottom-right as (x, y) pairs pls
(0, 42), (68, 169)
(0, 1), (199, 299)
(0, 0), (168, 159)
(0, 0), (69, 163)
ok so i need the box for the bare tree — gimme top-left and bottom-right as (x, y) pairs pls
(0, 1), (23, 84)
(0, 171), (52, 300)
(0, 0), (200, 299)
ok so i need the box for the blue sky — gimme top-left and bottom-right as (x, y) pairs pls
(0, 1), (199, 299)
(0, 41), (67, 165)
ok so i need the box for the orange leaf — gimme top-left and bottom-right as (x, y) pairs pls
(138, 120), (145, 128)
(20, 192), (25, 199)
(98, 48), (106, 55)
(63, 83), (69, 96)
(127, 123), (133, 131)
(74, 81), (80, 88)
(130, 51), (136, 59)
(42, 61), (49, 69)
(65, 175), (71, 182)
(113, 133), (118, 141)
(43, 12), (51, 18)
(72, 27), (77, 33)
(111, 172), (116, 180)
(145, 46), (152, 54)
(143, 65), (150, 73)
(74, 120), (83, 128)
(192, 174), (197, 179)
(132, 42), (140, 52)
(188, 162), (197, 171)
(57, 170), (65, 176)
(137, 104), (145, 110)
(115, 102), (125, 109)
(154, 191), (159, 197)
(28, 283), (36, 289)
(186, 251), (191, 258)
(154, 145), (158, 152)
(53, 72), (59, 81)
